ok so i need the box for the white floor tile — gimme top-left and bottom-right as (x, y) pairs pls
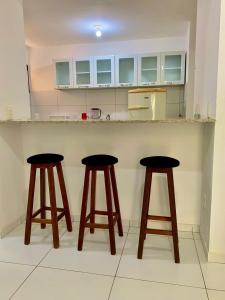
(196, 240), (225, 291)
(110, 277), (208, 300)
(208, 290), (225, 300)
(0, 224), (66, 265)
(117, 233), (204, 288)
(12, 267), (113, 300)
(40, 229), (126, 276)
(0, 262), (34, 300)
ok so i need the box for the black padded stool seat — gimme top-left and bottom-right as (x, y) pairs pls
(27, 153), (64, 165)
(140, 156), (180, 168)
(82, 154), (118, 166)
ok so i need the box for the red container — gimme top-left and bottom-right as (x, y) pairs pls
(81, 112), (87, 120)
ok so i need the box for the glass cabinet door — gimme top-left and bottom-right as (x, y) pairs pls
(94, 56), (115, 87)
(115, 56), (137, 87)
(54, 60), (73, 89)
(138, 54), (160, 86)
(161, 52), (186, 85)
(74, 58), (93, 88)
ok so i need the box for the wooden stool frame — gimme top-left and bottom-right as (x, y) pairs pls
(137, 167), (180, 263)
(24, 161), (72, 249)
(78, 165), (123, 255)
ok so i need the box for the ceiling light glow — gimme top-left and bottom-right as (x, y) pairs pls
(95, 26), (102, 38)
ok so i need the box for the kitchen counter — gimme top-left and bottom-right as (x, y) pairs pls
(0, 118), (216, 124)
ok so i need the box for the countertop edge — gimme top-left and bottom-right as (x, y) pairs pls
(0, 118), (216, 124)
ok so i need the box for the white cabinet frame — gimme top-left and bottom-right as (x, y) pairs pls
(115, 55), (138, 87)
(53, 59), (73, 89)
(73, 57), (94, 88)
(138, 54), (161, 86)
(160, 51), (186, 85)
(93, 55), (115, 87)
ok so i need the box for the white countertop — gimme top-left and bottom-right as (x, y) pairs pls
(0, 118), (216, 124)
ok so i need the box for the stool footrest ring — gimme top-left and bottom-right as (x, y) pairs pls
(85, 215), (118, 230)
(146, 228), (173, 236)
(148, 215), (172, 222)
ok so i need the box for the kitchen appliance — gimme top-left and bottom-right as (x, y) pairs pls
(128, 88), (166, 120)
(90, 108), (101, 119)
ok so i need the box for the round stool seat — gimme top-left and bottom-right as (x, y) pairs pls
(82, 154), (118, 166)
(140, 156), (180, 168)
(27, 153), (64, 165)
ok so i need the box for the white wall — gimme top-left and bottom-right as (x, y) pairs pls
(194, 0), (221, 119)
(0, 0), (30, 235)
(197, 0), (225, 262)
(0, 124), (26, 236)
(0, 0), (30, 119)
(209, 0), (225, 260)
(21, 122), (204, 230)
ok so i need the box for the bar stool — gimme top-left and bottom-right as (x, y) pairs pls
(24, 153), (72, 249)
(78, 154), (123, 255)
(137, 156), (180, 263)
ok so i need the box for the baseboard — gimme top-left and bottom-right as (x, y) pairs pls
(130, 219), (198, 233)
(208, 251), (225, 263)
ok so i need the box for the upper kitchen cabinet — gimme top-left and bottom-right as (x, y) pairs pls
(161, 52), (186, 85)
(94, 56), (115, 87)
(54, 59), (73, 89)
(138, 54), (161, 86)
(115, 55), (137, 87)
(73, 58), (94, 88)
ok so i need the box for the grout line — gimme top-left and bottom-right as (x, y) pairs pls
(38, 265), (114, 279)
(207, 288), (225, 293)
(107, 226), (129, 300)
(0, 260), (36, 268)
(115, 275), (207, 290)
(192, 230), (210, 300)
(9, 266), (37, 300)
(9, 243), (54, 299)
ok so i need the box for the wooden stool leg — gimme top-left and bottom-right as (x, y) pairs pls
(56, 162), (72, 232)
(78, 167), (90, 251)
(24, 165), (36, 245)
(40, 168), (46, 229)
(137, 168), (152, 259)
(47, 166), (59, 249)
(104, 167), (116, 255)
(90, 170), (97, 234)
(110, 165), (123, 237)
(167, 169), (180, 263)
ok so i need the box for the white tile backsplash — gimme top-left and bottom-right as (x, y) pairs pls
(30, 87), (185, 120)
(115, 88), (129, 105)
(31, 105), (58, 120)
(166, 87), (184, 104)
(31, 91), (58, 106)
(58, 90), (86, 106)
(86, 89), (116, 105)
(58, 105), (87, 120)
(166, 103), (184, 118)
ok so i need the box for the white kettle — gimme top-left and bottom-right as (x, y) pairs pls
(90, 108), (101, 119)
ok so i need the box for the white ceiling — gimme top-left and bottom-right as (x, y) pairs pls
(23, 0), (196, 47)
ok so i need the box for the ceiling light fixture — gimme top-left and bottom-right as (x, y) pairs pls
(95, 25), (102, 38)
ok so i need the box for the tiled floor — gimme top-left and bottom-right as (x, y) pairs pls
(0, 223), (224, 299)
